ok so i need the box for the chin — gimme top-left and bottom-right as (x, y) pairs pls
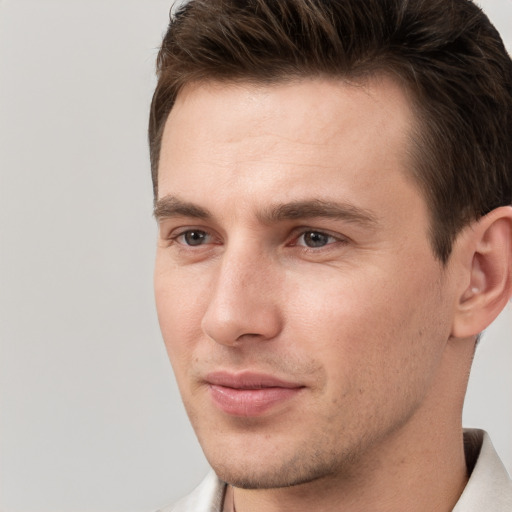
(213, 466), (327, 490)
(207, 448), (345, 490)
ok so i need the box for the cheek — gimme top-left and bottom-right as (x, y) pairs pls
(154, 260), (211, 364)
(285, 264), (449, 392)
(285, 265), (395, 347)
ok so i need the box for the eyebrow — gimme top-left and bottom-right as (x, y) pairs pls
(154, 195), (378, 228)
(154, 196), (212, 220)
(258, 199), (378, 227)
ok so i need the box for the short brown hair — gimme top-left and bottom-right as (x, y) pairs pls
(149, 0), (512, 262)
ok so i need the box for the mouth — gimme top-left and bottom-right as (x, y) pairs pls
(205, 371), (305, 417)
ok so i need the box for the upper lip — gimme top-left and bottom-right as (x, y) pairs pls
(205, 371), (303, 390)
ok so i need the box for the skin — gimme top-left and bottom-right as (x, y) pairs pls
(154, 77), (489, 511)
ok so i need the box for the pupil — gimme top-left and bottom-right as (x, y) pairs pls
(185, 231), (205, 246)
(305, 231), (328, 247)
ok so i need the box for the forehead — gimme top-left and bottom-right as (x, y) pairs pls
(157, 77), (420, 219)
(163, 76), (414, 147)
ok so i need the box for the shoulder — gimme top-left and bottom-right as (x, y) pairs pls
(453, 429), (512, 511)
(157, 471), (226, 512)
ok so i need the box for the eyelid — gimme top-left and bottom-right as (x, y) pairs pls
(160, 224), (348, 250)
(178, 230), (210, 245)
(175, 228), (216, 243)
(160, 224), (219, 246)
(289, 227), (348, 246)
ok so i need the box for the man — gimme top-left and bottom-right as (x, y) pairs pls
(149, 0), (512, 510)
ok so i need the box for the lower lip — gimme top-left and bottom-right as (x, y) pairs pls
(208, 385), (302, 417)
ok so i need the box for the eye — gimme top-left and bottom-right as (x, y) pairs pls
(176, 229), (211, 246)
(296, 230), (336, 248)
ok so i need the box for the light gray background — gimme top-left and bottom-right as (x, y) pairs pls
(0, 1), (510, 511)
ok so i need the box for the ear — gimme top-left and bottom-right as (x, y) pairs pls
(451, 206), (512, 339)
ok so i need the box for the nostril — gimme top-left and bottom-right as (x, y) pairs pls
(235, 332), (266, 342)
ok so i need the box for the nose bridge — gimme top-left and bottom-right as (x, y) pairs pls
(221, 242), (270, 295)
(201, 241), (282, 345)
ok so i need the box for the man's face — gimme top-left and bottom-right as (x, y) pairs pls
(154, 78), (458, 488)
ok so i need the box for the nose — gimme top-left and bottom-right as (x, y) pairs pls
(201, 246), (283, 346)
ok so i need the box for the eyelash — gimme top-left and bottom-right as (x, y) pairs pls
(168, 228), (345, 250)
(291, 230), (340, 249)
(173, 229), (216, 247)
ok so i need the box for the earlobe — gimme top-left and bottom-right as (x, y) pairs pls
(451, 206), (512, 339)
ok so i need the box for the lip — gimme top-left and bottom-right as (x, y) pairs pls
(205, 371), (304, 417)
